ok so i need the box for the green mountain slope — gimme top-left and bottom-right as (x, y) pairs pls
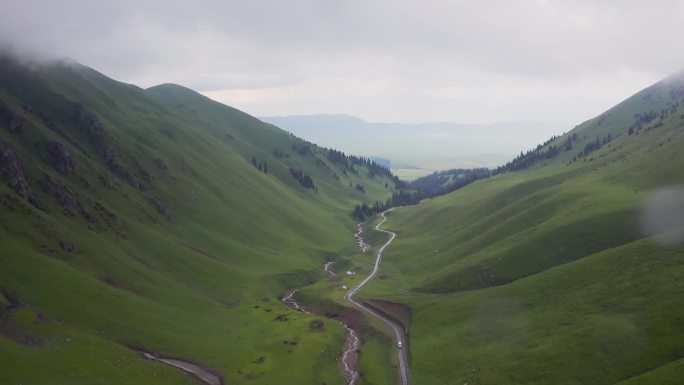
(360, 69), (684, 384)
(0, 55), (398, 385)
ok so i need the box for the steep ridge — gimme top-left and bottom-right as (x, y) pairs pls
(0, 55), (398, 385)
(360, 69), (684, 384)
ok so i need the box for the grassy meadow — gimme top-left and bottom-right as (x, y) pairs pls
(0, 56), (397, 385)
(358, 70), (684, 384)
(3, 53), (684, 385)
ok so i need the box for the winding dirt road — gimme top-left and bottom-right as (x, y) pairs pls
(141, 352), (222, 385)
(345, 208), (410, 385)
(143, 210), (404, 385)
(282, 208), (408, 385)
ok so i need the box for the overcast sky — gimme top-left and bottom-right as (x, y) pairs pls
(2, 0), (684, 127)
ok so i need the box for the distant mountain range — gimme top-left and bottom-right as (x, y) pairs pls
(260, 114), (564, 174)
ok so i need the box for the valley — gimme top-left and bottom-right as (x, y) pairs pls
(0, 55), (401, 385)
(2, 54), (684, 385)
(261, 114), (558, 180)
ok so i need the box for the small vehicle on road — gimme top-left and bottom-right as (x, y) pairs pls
(397, 341), (403, 348)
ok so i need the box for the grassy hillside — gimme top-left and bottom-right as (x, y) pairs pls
(359, 69), (684, 384)
(0, 55), (398, 385)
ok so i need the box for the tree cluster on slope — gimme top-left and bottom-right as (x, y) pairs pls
(326, 148), (402, 186)
(272, 148), (289, 159)
(408, 168), (491, 198)
(292, 141), (313, 157)
(351, 189), (425, 220)
(251, 156), (268, 174)
(353, 202), (383, 220)
(350, 167), (494, 220)
(628, 100), (682, 135)
(493, 133), (570, 173)
(289, 167), (315, 190)
(571, 134), (613, 162)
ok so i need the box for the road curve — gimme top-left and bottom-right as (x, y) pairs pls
(344, 208), (409, 385)
(141, 352), (222, 385)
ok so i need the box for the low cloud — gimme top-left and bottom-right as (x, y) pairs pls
(1, 0), (683, 126)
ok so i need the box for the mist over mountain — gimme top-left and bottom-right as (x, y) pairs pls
(261, 114), (562, 177)
(4, 1), (684, 384)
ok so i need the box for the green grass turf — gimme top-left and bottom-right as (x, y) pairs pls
(3, 55), (684, 385)
(616, 357), (684, 385)
(0, 56), (397, 384)
(356, 69), (684, 384)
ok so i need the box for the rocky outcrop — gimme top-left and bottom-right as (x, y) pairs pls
(46, 141), (77, 174)
(155, 158), (169, 172)
(60, 240), (75, 252)
(148, 196), (174, 221)
(0, 141), (35, 203)
(101, 174), (117, 190)
(0, 105), (22, 133)
(38, 112), (58, 131)
(140, 169), (151, 184)
(8, 119), (21, 133)
(94, 202), (123, 228)
(72, 103), (114, 161)
(36, 174), (80, 213)
(108, 162), (141, 189)
(72, 104), (143, 189)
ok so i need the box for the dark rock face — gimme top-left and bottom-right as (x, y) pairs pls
(39, 113), (57, 131)
(108, 162), (141, 189)
(148, 196), (174, 221)
(101, 174), (117, 190)
(0, 141), (32, 199)
(0, 105), (22, 134)
(140, 169), (151, 184)
(155, 158), (169, 171)
(36, 175), (80, 212)
(72, 103), (113, 159)
(8, 119), (21, 133)
(60, 240), (75, 252)
(72, 104), (143, 190)
(46, 141), (77, 174)
(94, 202), (123, 228)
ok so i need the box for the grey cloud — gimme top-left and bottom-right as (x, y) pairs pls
(1, 0), (683, 125)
